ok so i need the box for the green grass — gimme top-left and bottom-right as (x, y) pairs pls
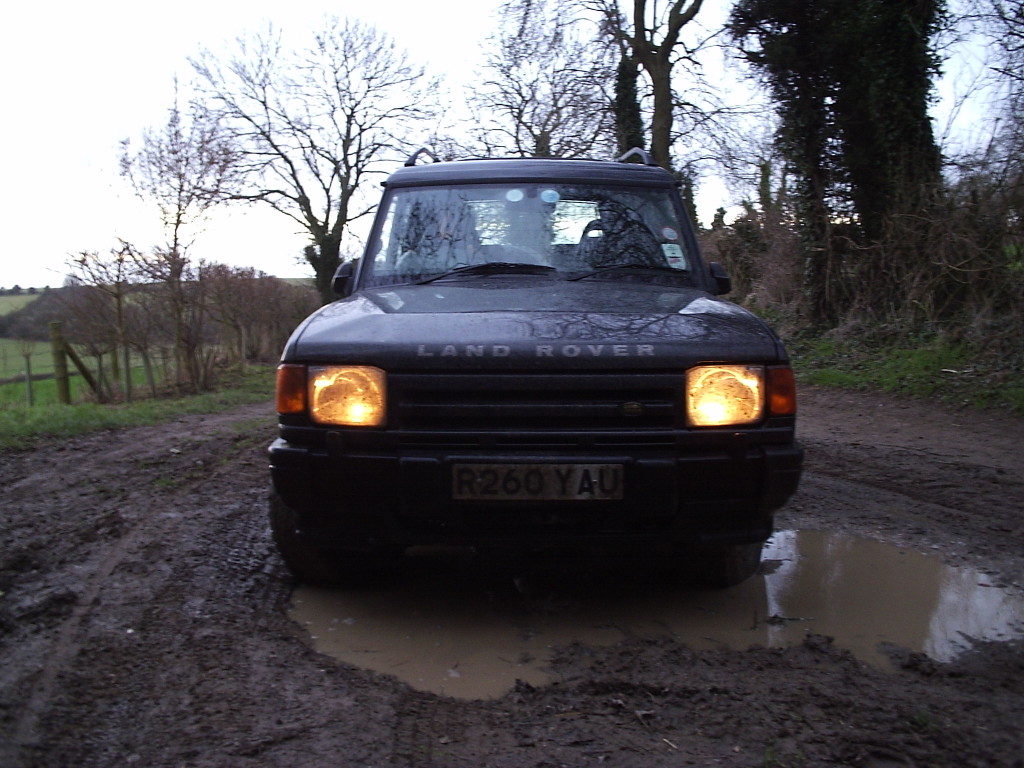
(4, 334), (1022, 451)
(0, 355), (164, 406)
(0, 337), (99, 381)
(789, 335), (1024, 416)
(0, 338), (147, 382)
(0, 365), (275, 451)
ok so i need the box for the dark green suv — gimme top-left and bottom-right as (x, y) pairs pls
(269, 149), (803, 587)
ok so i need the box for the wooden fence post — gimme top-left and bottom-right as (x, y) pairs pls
(65, 345), (102, 401)
(49, 321), (103, 402)
(49, 322), (72, 405)
(23, 353), (34, 406)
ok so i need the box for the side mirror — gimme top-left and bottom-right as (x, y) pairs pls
(332, 259), (360, 297)
(709, 261), (732, 296)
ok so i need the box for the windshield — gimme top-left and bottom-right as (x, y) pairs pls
(362, 183), (699, 287)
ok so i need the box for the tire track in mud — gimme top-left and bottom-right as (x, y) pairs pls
(11, 413), (396, 767)
(391, 690), (456, 767)
(10, 510), (158, 751)
(61, 487), (287, 768)
(390, 689), (520, 768)
(1, 403), (282, 765)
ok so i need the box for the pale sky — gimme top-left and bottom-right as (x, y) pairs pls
(0, 0), (507, 289)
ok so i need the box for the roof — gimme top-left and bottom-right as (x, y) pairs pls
(384, 154), (680, 190)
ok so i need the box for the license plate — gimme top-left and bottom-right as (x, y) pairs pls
(452, 463), (624, 501)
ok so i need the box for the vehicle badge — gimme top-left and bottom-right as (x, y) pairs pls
(621, 401), (644, 417)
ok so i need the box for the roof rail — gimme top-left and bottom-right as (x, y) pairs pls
(405, 148), (440, 167)
(616, 147), (659, 167)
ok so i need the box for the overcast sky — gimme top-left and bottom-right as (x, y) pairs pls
(0, 0), (508, 289)
(0, 1), (987, 290)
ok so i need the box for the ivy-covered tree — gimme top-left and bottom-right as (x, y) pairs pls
(729, 1), (840, 322)
(830, 1), (944, 243)
(730, 0), (946, 323)
(613, 54), (645, 155)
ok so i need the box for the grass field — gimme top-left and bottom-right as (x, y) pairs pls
(0, 364), (275, 450)
(789, 335), (1024, 416)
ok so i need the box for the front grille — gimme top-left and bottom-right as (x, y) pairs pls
(389, 373), (681, 432)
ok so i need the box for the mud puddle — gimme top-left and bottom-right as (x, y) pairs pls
(290, 530), (1024, 699)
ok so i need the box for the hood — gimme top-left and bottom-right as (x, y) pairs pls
(282, 278), (784, 370)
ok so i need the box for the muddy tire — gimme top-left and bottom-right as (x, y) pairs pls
(688, 542), (763, 589)
(269, 492), (396, 586)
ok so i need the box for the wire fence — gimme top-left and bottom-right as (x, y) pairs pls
(0, 341), (56, 382)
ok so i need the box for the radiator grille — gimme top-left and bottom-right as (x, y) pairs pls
(389, 373), (681, 432)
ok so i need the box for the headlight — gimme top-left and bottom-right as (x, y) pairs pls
(308, 365), (387, 427)
(686, 364), (764, 427)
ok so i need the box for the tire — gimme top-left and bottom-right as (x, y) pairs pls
(268, 492), (397, 586)
(688, 541), (764, 589)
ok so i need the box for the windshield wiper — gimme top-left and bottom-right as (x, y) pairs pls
(415, 262), (556, 284)
(568, 262), (687, 282)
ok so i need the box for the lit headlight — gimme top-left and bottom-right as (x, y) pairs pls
(686, 364), (764, 427)
(308, 366), (387, 427)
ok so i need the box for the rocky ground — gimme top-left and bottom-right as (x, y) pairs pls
(1, 386), (1022, 767)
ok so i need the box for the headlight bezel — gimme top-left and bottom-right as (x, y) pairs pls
(308, 364), (388, 427)
(275, 363), (387, 428)
(685, 363), (766, 428)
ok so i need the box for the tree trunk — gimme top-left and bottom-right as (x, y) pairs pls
(647, 57), (675, 172)
(307, 236), (343, 305)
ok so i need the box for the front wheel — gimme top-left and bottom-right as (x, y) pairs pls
(269, 492), (397, 586)
(687, 542), (764, 589)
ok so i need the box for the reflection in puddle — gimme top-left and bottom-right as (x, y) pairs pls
(290, 531), (1024, 699)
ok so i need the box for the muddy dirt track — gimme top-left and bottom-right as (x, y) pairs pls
(2, 386), (1023, 767)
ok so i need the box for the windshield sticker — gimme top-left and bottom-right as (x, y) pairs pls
(540, 189), (560, 203)
(661, 226), (679, 240)
(662, 244), (688, 269)
(505, 189), (525, 202)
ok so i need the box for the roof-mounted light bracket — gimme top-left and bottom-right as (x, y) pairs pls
(405, 148), (441, 167)
(616, 147), (659, 167)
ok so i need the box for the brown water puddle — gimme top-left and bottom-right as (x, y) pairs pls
(290, 530), (1024, 699)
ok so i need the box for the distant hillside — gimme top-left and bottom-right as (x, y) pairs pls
(0, 288), (65, 340)
(0, 292), (42, 317)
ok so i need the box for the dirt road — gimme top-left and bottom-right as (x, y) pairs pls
(2, 387), (1023, 767)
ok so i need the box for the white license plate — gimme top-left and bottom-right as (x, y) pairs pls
(452, 463), (624, 501)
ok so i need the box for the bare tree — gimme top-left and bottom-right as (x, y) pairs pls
(984, 0), (1024, 181)
(190, 18), (441, 303)
(584, 0), (706, 171)
(121, 87), (244, 392)
(470, 0), (617, 158)
(120, 82), (243, 258)
(59, 283), (121, 402)
(65, 244), (137, 401)
(124, 245), (214, 393)
(203, 265), (319, 366)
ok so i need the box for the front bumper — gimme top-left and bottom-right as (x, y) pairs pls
(268, 431), (803, 554)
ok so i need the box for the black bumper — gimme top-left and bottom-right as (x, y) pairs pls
(268, 434), (803, 554)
